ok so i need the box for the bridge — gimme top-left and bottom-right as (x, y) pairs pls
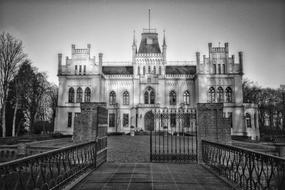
(0, 103), (284, 190)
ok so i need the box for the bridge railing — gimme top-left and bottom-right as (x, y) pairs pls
(0, 138), (107, 190)
(202, 140), (285, 190)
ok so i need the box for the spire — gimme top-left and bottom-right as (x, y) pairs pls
(163, 30), (166, 47)
(132, 30), (136, 46)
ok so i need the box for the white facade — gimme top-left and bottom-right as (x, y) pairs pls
(54, 28), (260, 139)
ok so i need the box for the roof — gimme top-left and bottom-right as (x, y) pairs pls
(102, 66), (133, 75)
(138, 33), (161, 54)
(165, 66), (196, 75)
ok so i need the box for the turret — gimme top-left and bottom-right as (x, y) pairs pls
(99, 53), (103, 74)
(132, 30), (137, 63)
(196, 52), (200, 72)
(58, 53), (62, 75)
(71, 44), (75, 55)
(87, 44), (91, 58)
(162, 30), (167, 61)
(208, 43), (212, 58)
(239, 51), (243, 74)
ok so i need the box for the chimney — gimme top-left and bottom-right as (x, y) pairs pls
(238, 51), (243, 74)
(196, 52), (200, 73)
(99, 53), (103, 74)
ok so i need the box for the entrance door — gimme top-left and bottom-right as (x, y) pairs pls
(144, 111), (154, 131)
(150, 108), (197, 163)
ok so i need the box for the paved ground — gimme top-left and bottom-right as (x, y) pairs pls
(74, 163), (232, 190)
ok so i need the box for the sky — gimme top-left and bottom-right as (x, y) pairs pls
(0, 0), (284, 88)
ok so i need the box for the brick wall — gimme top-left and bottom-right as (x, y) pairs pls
(197, 103), (231, 163)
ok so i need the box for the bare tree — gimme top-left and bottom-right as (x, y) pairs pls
(0, 32), (26, 137)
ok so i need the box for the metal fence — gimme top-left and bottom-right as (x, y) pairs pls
(202, 140), (285, 190)
(0, 138), (107, 190)
(150, 108), (197, 163)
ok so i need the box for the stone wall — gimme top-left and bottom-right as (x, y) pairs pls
(197, 103), (231, 162)
(73, 102), (107, 143)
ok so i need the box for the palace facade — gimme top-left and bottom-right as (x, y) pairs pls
(54, 27), (260, 140)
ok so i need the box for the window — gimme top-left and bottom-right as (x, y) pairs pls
(67, 112), (72, 128)
(143, 66), (145, 75)
(68, 87), (75, 103)
(254, 112), (257, 128)
(217, 87), (224, 102)
(138, 66), (140, 75)
(147, 77), (151, 83)
(109, 91), (116, 105)
(246, 113), (251, 128)
(144, 87), (155, 104)
(170, 114), (176, 128)
(123, 91), (129, 105)
(84, 87), (91, 102)
(79, 65), (82, 74)
(159, 66), (161, 75)
(208, 87), (215, 103)
(123, 114), (129, 127)
(218, 64), (221, 74)
(223, 64), (226, 74)
(213, 64), (216, 74)
(169, 91), (176, 105)
(183, 91), (190, 105)
(109, 113), (115, 127)
(228, 112), (233, 128)
(83, 65), (86, 75)
(148, 66), (151, 73)
(225, 87), (233, 103)
(75, 65), (78, 74)
(153, 66), (156, 74)
(76, 87), (83, 103)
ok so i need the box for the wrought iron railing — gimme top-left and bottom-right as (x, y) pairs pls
(202, 140), (285, 190)
(0, 138), (107, 190)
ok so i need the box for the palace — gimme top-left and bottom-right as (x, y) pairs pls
(54, 27), (260, 140)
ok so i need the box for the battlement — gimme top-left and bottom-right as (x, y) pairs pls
(208, 42), (229, 54)
(72, 44), (91, 55)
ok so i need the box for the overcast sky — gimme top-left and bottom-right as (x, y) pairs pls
(0, 0), (284, 88)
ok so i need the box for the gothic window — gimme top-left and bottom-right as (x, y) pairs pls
(223, 64), (226, 74)
(246, 113), (251, 128)
(144, 87), (155, 104)
(148, 66), (151, 73)
(228, 112), (233, 128)
(138, 66), (140, 75)
(67, 112), (72, 128)
(153, 66), (156, 74)
(75, 65), (78, 75)
(217, 87), (224, 102)
(84, 87), (91, 102)
(68, 87), (75, 103)
(225, 87), (233, 102)
(218, 64), (221, 74)
(170, 114), (176, 128)
(123, 114), (129, 127)
(208, 87), (215, 103)
(143, 66), (145, 75)
(123, 91), (129, 105)
(169, 91), (177, 105)
(76, 87), (83, 103)
(109, 91), (116, 105)
(183, 91), (190, 105)
(79, 65), (82, 74)
(159, 66), (161, 75)
(213, 64), (216, 74)
(83, 65), (86, 75)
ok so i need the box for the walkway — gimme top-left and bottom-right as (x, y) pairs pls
(74, 163), (232, 190)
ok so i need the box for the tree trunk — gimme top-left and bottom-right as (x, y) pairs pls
(1, 101), (6, 137)
(12, 98), (19, 137)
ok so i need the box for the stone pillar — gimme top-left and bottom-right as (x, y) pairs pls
(73, 102), (107, 143)
(197, 103), (231, 163)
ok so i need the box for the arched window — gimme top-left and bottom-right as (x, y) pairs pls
(68, 87), (75, 103)
(225, 87), (233, 103)
(153, 66), (156, 74)
(208, 87), (215, 103)
(183, 91), (190, 105)
(84, 87), (91, 102)
(76, 87), (83, 103)
(217, 87), (224, 102)
(246, 113), (251, 128)
(144, 87), (155, 104)
(123, 91), (129, 105)
(143, 66), (146, 75)
(109, 91), (116, 105)
(169, 91), (176, 105)
(148, 66), (151, 73)
(159, 66), (161, 75)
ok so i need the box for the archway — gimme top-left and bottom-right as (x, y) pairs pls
(144, 111), (154, 131)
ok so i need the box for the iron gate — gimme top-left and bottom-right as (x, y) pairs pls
(150, 108), (197, 163)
